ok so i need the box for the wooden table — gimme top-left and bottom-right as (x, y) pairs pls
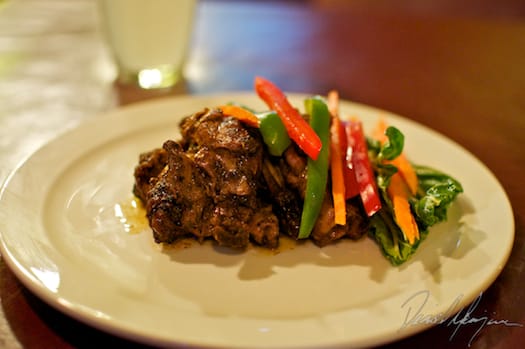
(0, 0), (524, 348)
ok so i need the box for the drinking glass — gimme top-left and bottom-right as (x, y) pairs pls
(98, 0), (197, 89)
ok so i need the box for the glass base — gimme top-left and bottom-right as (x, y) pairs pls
(118, 64), (183, 90)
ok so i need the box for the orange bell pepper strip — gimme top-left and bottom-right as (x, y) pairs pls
(328, 90), (359, 200)
(254, 76), (322, 160)
(327, 90), (346, 225)
(217, 105), (260, 128)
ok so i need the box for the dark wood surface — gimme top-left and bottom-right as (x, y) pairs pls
(1, 0), (524, 348)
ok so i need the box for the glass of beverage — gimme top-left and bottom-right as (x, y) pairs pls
(98, 0), (197, 89)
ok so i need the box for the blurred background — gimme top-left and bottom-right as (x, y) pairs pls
(1, 0), (523, 181)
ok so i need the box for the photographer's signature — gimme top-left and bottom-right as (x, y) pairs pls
(399, 290), (523, 347)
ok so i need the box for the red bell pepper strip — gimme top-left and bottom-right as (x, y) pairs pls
(345, 119), (382, 216)
(254, 76), (322, 160)
(340, 121), (360, 199)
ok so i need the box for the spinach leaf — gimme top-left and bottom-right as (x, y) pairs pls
(366, 127), (463, 266)
(368, 164), (462, 266)
(369, 210), (428, 266)
(374, 163), (398, 198)
(368, 126), (404, 198)
(411, 165), (463, 228)
(379, 126), (405, 161)
(366, 126), (404, 161)
(367, 137), (381, 154)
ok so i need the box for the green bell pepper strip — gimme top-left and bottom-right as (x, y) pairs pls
(257, 111), (292, 156)
(298, 96), (331, 239)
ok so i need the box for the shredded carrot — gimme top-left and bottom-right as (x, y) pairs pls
(373, 118), (418, 195)
(330, 121), (347, 225)
(327, 90), (339, 117)
(374, 118), (420, 244)
(218, 105), (260, 128)
(392, 154), (418, 196)
(327, 90), (346, 225)
(372, 118), (389, 143)
(387, 173), (420, 244)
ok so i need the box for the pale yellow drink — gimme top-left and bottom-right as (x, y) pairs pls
(98, 0), (196, 89)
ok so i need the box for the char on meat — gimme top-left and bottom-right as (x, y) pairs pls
(134, 108), (369, 250)
(134, 108), (279, 249)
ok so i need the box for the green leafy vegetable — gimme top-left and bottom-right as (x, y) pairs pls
(369, 211), (428, 266)
(411, 165), (464, 228)
(367, 128), (463, 265)
(379, 126), (404, 161)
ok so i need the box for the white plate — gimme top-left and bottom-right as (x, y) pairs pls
(0, 93), (514, 348)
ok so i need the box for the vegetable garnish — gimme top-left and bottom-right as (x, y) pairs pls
(345, 119), (382, 217)
(253, 81), (462, 264)
(411, 165), (463, 228)
(327, 91), (360, 200)
(258, 111), (292, 157)
(327, 90), (347, 225)
(369, 165), (463, 265)
(365, 121), (463, 265)
(254, 76), (322, 160)
(339, 122), (360, 199)
(298, 96), (331, 239)
(218, 104), (260, 128)
(229, 80), (462, 264)
(373, 118), (418, 195)
(369, 118), (420, 245)
(387, 172), (420, 244)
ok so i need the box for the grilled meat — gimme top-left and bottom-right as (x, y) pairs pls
(133, 147), (168, 202)
(134, 108), (279, 249)
(134, 108), (368, 250)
